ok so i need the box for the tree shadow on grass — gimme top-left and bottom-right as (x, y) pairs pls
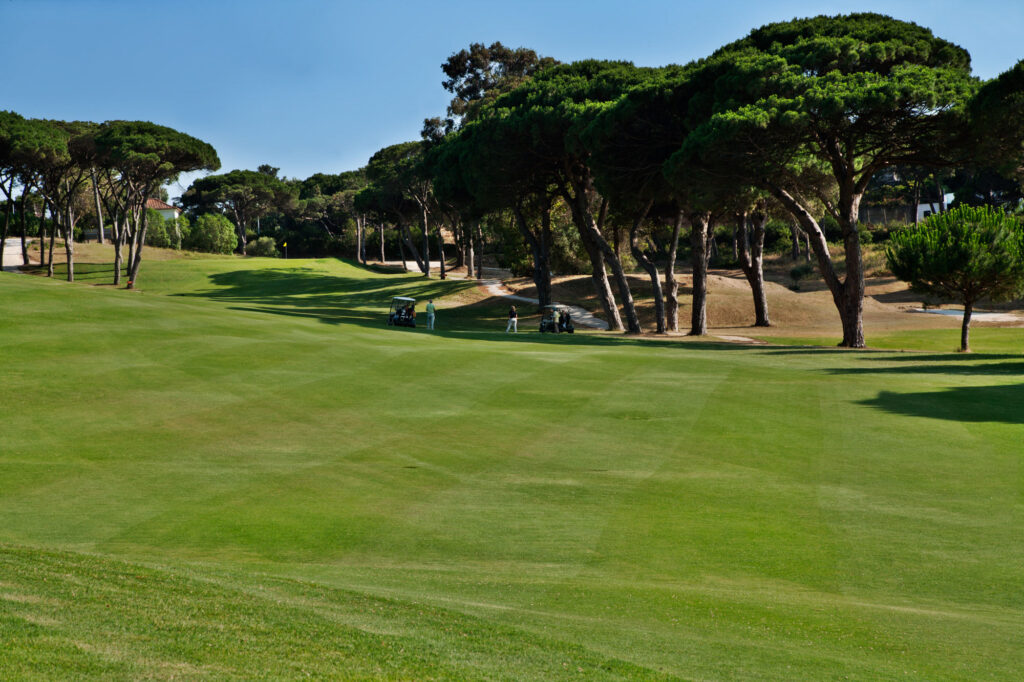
(825, 361), (1024, 377)
(23, 262), (125, 284)
(859, 383), (1024, 424)
(174, 266), (757, 352)
(176, 267), (474, 325)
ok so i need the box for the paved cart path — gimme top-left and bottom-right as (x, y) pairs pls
(1, 239), (34, 272)
(380, 260), (606, 329)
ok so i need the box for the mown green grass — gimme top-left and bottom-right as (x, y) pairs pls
(756, 328), (1024, 354)
(1, 258), (1021, 680)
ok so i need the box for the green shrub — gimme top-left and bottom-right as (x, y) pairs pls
(144, 210), (173, 248)
(246, 236), (279, 258)
(183, 214), (237, 254)
(764, 220), (792, 252)
(789, 262), (816, 289)
(820, 215), (841, 242)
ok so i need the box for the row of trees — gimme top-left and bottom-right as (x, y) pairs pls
(0, 114), (219, 287)
(8, 14), (1021, 349)
(347, 15), (1024, 347)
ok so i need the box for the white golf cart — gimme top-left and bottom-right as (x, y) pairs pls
(539, 304), (574, 333)
(387, 296), (417, 328)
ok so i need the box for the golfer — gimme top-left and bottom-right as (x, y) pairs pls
(426, 299), (436, 330)
(506, 305), (518, 333)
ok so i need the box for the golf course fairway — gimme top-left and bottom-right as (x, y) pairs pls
(1, 258), (1021, 680)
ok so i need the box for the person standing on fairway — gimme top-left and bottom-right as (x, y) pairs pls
(426, 299), (436, 330)
(506, 305), (518, 333)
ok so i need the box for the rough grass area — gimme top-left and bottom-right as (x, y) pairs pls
(1, 257), (1021, 679)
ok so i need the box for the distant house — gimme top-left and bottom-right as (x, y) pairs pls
(145, 198), (182, 222)
(915, 193), (956, 222)
(859, 193), (955, 226)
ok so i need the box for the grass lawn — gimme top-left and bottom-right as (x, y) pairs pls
(1, 256), (1021, 679)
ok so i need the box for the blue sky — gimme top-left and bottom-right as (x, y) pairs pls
(2, 0), (1021, 199)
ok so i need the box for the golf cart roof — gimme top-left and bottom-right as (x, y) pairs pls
(392, 296), (416, 302)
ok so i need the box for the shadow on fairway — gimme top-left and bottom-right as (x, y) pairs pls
(175, 266), (757, 352)
(176, 267), (474, 325)
(859, 383), (1024, 424)
(825, 361), (1024, 377)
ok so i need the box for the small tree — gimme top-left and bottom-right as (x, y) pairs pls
(184, 213), (237, 254)
(887, 205), (1024, 351)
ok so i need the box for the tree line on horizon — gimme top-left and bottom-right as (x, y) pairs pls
(3, 13), (1024, 347)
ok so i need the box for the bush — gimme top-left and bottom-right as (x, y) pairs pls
(144, 209), (173, 248)
(789, 262), (817, 289)
(820, 215), (842, 242)
(183, 213), (238, 254)
(245, 236), (279, 258)
(764, 220), (792, 252)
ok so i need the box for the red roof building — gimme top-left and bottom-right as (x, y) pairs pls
(145, 198), (182, 220)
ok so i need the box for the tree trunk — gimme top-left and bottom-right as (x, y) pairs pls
(400, 222), (425, 273)
(379, 224), (385, 263)
(0, 179), (11, 270)
(128, 206), (149, 288)
(790, 222), (801, 261)
(172, 217), (182, 250)
(63, 206), (75, 282)
(113, 213), (123, 285)
(689, 212), (711, 336)
(90, 167), (105, 244)
(629, 201), (664, 333)
(912, 180), (921, 226)
(125, 211), (136, 279)
(475, 222), (484, 280)
(356, 215), (363, 263)
(563, 176), (635, 332)
(769, 183), (865, 348)
(19, 191), (30, 265)
(737, 210), (770, 327)
(731, 225), (740, 261)
(47, 203), (56, 277)
(582, 233), (622, 331)
(664, 211), (683, 333)
(465, 221), (475, 278)
(236, 217), (247, 254)
(960, 300), (973, 353)
(436, 228), (446, 280)
(420, 206), (430, 277)
(512, 204), (553, 308)
(398, 231), (408, 271)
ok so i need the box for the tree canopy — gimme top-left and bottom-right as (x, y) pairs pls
(887, 205), (1024, 351)
(664, 13), (978, 346)
(181, 168), (293, 253)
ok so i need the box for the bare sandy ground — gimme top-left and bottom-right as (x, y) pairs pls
(507, 268), (1024, 339)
